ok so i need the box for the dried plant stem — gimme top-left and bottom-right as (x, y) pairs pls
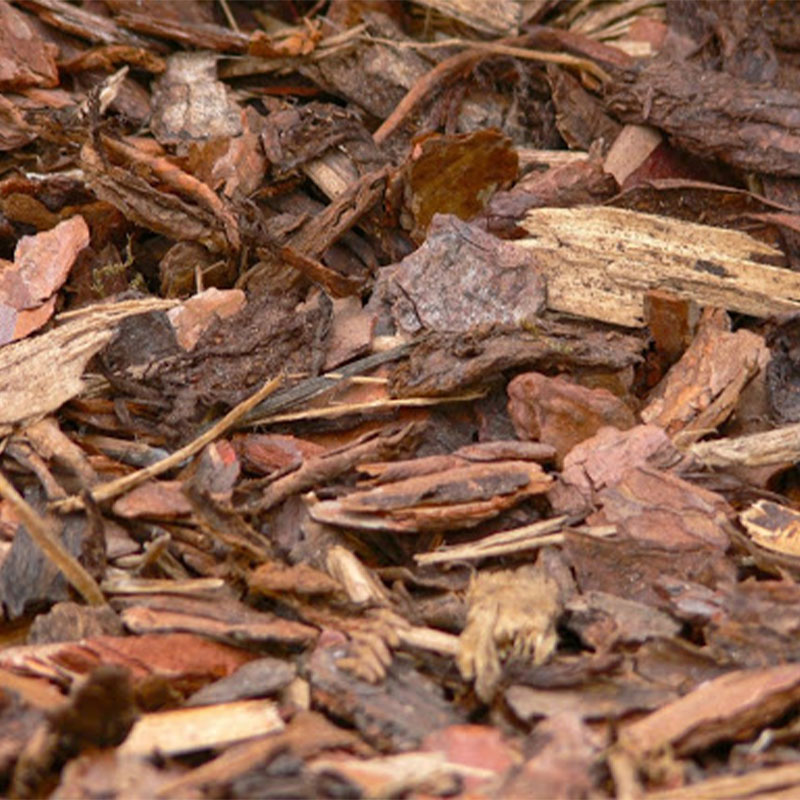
(0, 469), (105, 606)
(53, 375), (283, 514)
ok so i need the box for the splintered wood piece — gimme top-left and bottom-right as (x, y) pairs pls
(120, 699), (284, 757)
(687, 422), (800, 468)
(641, 763), (800, 800)
(415, 519), (613, 565)
(740, 500), (800, 557)
(0, 298), (176, 430)
(154, 711), (367, 798)
(457, 560), (562, 702)
(412, 0), (519, 36)
(517, 206), (797, 326)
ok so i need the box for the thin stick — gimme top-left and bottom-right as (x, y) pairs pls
(415, 519), (616, 565)
(372, 38), (610, 145)
(217, 0), (239, 32)
(0, 470), (105, 606)
(246, 391), (484, 426)
(373, 49), (481, 145)
(369, 34), (612, 80)
(52, 375), (283, 513)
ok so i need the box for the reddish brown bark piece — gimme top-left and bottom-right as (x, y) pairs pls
(691, 578), (800, 669)
(499, 714), (602, 799)
(552, 424), (685, 514)
(191, 111), (267, 200)
(112, 7), (250, 52)
(358, 440), (554, 485)
(0, 216), (89, 344)
(0, 2), (58, 89)
(564, 531), (735, 608)
(233, 433), (326, 475)
(118, 595), (317, 648)
(421, 725), (517, 791)
(111, 480), (191, 519)
(455, 440), (557, 463)
(508, 372), (636, 465)
(248, 560), (344, 597)
(20, 0), (156, 48)
(0, 633), (254, 688)
(184, 657), (296, 707)
(643, 289), (698, 367)
(547, 65), (621, 152)
(248, 423), (418, 513)
(166, 288), (245, 352)
(619, 663), (800, 757)
(605, 58), (800, 177)
(28, 602), (124, 644)
(565, 590), (681, 652)
(310, 460), (552, 533)
(373, 214), (545, 336)
(642, 310), (770, 442)
(591, 465), (731, 550)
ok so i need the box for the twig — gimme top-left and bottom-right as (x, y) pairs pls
(246, 390), (484, 426)
(0, 470), (105, 606)
(371, 37), (610, 145)
(217, 0), (239, 33)
(239, 343), (412, 426)
(415, 517), (615, 565)
(373, 49), (482, 145)
(52, 375), (283, 513)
